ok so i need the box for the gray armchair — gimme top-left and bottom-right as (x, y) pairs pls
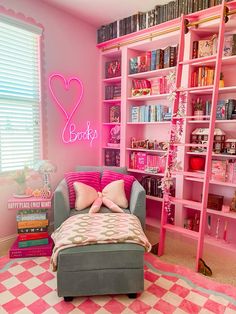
(53, 166), (146, 229)
(53, 166), (147, 300)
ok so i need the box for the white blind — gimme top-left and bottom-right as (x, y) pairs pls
(0, 17), (42, 172)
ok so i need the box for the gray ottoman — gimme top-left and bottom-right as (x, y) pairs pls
(57, 243), (145, 300)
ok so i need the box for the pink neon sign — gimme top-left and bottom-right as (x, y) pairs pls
(49, 73), (98, 146)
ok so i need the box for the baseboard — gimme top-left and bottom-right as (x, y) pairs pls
(0, 234), (17, 256)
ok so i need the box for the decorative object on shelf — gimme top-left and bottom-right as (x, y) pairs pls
(207, 193), (224, 211)
(11, 166), (32, 196)
(219, 72), (224, 88)
(230, 191), (236, 212)
(161, 72), (186, 223)
(105, 60), (121, 78)
(109, 105), (120, 123)
(189, 157), (205, 171)
(192, 97), (204, 119)
(36, 160), (57, 197)
(224, 139), (236, 155)
(211, 159), (227, 182)
(108, 125), (120, 147)
(190, 128), (226, 153)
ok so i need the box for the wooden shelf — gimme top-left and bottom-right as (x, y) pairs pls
(103, 99), (121, 103)
(128, 168), (165, 176)
(127, 121), (170, 125)
(102, 146), (120, 150)
(126, 148), (166, 153)
(207, 209), (236, 219)
(102, 122), (120, 126)
(128, 67), (176, 79)
(103, 76), (121, 83)
(127, 93), (170, 101)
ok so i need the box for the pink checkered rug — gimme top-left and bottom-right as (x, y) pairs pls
(0, 253), (236, 314)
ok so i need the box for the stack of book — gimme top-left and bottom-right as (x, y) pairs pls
(8, 196), (53, 258)
(105, 84), (121, 100)
(131, 104), (171, 122)
(17, 209), (49, 248)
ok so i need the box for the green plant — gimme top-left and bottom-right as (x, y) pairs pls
(193, 98), (204, 111)
(12, 166), (30, 185)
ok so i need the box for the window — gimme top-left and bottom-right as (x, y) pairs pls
(0, 14), (43, 172)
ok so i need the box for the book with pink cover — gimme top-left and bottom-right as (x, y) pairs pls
(9, 237), (54, 258)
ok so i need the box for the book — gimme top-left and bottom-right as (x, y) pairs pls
(216, 100), (227, 120)
(18, 238), (49, 248)
(17, 219), (49, 229)
(18, 232), (49, 241)
(9, 237), (53, 258)
(7, 197), (52, 210)
(18, 226), (48, 233)
(16, 213), (47, 221)
(109, 106), (120, 123)
(105, 60), (121, 78)
(211, 160), (227, 182)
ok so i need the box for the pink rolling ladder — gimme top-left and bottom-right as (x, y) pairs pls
(158, 1), (229, 271)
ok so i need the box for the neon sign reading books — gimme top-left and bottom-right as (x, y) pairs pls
(49, 73), (98, 146)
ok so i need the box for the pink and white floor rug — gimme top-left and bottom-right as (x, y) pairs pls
(0, 252), (236, 314)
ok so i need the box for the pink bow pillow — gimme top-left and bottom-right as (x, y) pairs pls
(73, 179), (128, 213)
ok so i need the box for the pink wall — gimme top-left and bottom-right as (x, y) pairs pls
(0, 0), (100, 238)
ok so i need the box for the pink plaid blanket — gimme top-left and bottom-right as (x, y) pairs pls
(51, 213), (152, 271)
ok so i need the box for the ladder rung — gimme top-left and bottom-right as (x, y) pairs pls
(170, 197), (202, 210)
(163, 224), (199, 239)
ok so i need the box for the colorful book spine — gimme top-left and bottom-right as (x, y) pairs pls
(9, 238), (53, 258)
(18, 238), (49, 248)
(18, 232), (49, 241)
(17, 219), (49, 229)
(17, 227), (48, 233)
(16, 213), (47, 221)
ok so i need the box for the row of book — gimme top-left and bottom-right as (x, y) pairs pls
(16, 209), (49, 248)
(129, 152), (166, 173)
(191, 66), (215, 87)
(97, 0), (231, 43)
(192, 34), (236, 59)
(140, 176), (163, 198)
(105, 84), (121, 100)
(131, 76), (171, 97)
(140, 176), (175, 198)
(205, 99), (236, 120)
(129, 46), (177, 74)
(131, 105), (172, 123)
(104, 149), (120, 166)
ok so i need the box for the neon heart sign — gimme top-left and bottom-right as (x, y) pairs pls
(49, 73), (98, 146)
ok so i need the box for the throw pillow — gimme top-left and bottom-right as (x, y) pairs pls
(101, 170), (136, 201)
(102, 180), (128, 209)
(65, 172), (100, 208)
(74, 182), (98, 211)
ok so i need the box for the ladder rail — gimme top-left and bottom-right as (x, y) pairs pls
(196, 1), (227, 270)
(158, 14), (186, 256)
